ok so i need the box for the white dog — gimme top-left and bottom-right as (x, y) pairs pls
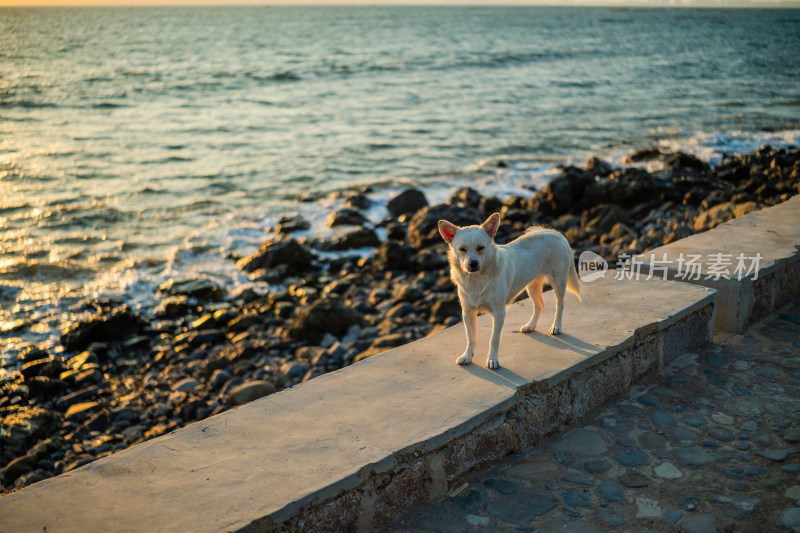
(438, 213), (581, 370)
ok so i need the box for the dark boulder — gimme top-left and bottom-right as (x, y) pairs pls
(584, 168), (657, 208)
(323, 228), (380, 251)
(327, 208), (368, 227)
(408, 204), (483, 248)
(61, 308), (147, 353)
(664, 152), (709, 176)
(546, 167), (592, 215)
(157, 278), (225, 301)
(287, 297), (363, 343)
(387, 189), (428, 218)
(449, 187), (483, 208)
(236, 237), (313, 273)
(581, 204), (629, 233)
(374, 241), (413, 271)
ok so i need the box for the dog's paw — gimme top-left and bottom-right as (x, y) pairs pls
(549, 325), (561, 335)
(456, 352), (473, 365)
(519, 324), (535, 333)
(486, 357), (500, 370)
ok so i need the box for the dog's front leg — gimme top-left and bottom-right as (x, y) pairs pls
(456, 307), (478, 365)
(486, 308), (505, 370)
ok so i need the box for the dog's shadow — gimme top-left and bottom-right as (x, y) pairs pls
(462, 331), (601, 389)
(518, 331), (600, 358)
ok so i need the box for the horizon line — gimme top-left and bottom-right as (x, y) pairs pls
(2, 0), (800, 7)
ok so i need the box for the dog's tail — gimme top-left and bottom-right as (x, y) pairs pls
(567, 261), (582, 302)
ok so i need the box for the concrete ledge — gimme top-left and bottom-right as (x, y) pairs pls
(638, 195), (800, 333)
(0, 277), (715, 533)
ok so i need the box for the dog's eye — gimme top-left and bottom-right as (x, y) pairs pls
(458, 247), (467, 253)
(477, 246), (485, 252)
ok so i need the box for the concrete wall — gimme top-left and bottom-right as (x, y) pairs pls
(0, 277), (716, 533)
(638, 195), (800, 333)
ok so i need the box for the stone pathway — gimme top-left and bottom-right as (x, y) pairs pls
(385, 302), (800, 532)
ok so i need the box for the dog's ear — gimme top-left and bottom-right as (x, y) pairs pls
(438, 220), (458, 243)
(481, 213), (501, 239)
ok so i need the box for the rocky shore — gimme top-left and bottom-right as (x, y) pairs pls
(2, 145), (798, 494)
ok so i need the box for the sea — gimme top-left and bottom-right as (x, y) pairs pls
(1, 6), (799, 362)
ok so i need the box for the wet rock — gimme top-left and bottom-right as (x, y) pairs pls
(157, 278), (225, 302)
(65, 401), (101, 422)
(327, 208), (367, 227)
(228, 380), (277, 406)
(237, 237), (313, 273)
(276, 214), (310, 234)
(323, 228), (380, 251)
(449, 187), (483, 208)
(2, 454), (38, 487)
(20, 357), (64, 380)
(664, 152), (709, 175)
(61, 308), (147, 353)
(344, 192), (371, 211)
(585, 156), (614, 177)
(154, 295), (193, 318)
(19, 347), (50, 364)
(56, 386), (101, 410)
(387, 188), (428, 217)
(407, 203), (482, 248)
(0, 407), (61, 460)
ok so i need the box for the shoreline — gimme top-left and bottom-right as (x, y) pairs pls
(1, 143), (799, 494)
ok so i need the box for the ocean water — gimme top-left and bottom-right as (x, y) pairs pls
(1, 6), (799, 357)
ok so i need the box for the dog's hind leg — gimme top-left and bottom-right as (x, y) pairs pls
(457, 307), (478, 365)
(549, 275), (566, 335)
(486, 308), (505, 370)
(520, 276), (545, 333)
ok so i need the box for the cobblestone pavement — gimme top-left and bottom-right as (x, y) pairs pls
(386, 302), (800, 532)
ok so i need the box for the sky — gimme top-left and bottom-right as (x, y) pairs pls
(1, 0), (799, 6)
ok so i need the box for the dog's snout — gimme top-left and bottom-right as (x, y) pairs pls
(467, 260), (480, 272)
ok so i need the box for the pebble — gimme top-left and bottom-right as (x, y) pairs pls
(651, 410), (671, 427)
(618, 471), (649, 488)
(464, 514), (489, 526)
(552, 429), (607, 456)
(485, 489), (557, 524)
(755, 449), (798, 462)
(712, 494), (764, 518)
(583, 460), (611, 474)
(635, 497), (661, 519)
(563, 491), (591, 507)
(683, 416), (707, 427)
(483, 478), (519, 495)
(596, 480), (624, 502)
(596, 507), (626, 527)
(682, 514), (717, 533)
(712, 412), (734, 425)
(654, 462), (683, 479)
(680, 495), (699, 511)
(785, 485), (800, 500)
(782, 507), (800, 531)
(615, 449), (648, 467)
(663, 509), (682, 525)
